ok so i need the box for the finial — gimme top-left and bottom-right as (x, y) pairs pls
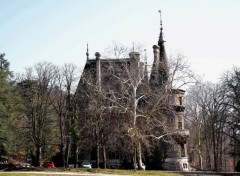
(159, 10), (163, 31)
(132, 42), (135, 51)
(95, 52), (101, 58)
(86, 43), (89, 60)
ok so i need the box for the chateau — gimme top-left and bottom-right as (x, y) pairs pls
(75, 15), (190, 171)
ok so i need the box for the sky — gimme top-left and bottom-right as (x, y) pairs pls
(0, 0), (240, 82)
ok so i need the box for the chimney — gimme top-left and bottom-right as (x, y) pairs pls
(129, 51), (140, 69)
(95, 52), (101, 91)
(129, 51), (142, 84)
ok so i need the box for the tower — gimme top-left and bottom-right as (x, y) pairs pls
(150, 10), (190, 171)
(149, 10), (169, 89)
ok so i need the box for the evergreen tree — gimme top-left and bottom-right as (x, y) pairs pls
(0, 53), (9, 71)
(0, 53), (21, 162)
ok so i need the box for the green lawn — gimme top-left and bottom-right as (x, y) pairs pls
(0, 174), (66, 176)
(0, 169), (184, 176)
(91, 168), (184, 175)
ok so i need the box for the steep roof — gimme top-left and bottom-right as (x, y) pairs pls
(149, 11), (169, 89)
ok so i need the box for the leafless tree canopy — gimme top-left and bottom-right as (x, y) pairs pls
(186, 67), (240, 171)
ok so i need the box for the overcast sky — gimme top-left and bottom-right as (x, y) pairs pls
(1, 0), (240, 82)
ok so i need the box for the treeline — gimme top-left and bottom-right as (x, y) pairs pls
(186, 67), (240, 171)
(0, 53), (80, 167)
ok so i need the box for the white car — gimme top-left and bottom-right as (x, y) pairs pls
(80, 161), (92, 168)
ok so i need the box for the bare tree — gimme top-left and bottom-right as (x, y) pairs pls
(169, 53), (198, 89)
(221, 67), (240, 167)
(50, 63), (80, 167)
(62, 63), (80, 167)
(102, 41), (145, 59)
(17, 62), (57, 166)
(50, 66), (67, 167)
(186, 81), (230, 171)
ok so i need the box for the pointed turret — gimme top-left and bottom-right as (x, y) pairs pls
(149, 10), (169, 89)
(158, 10), (168, 63)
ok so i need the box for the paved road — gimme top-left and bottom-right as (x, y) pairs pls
(181, 171), (239, 176)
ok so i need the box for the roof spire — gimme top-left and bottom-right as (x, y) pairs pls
(159, 10), (163, 32)
(158, 10), (165, 45)
(132, 42), (135, 51)
(86, 43), (89, 61)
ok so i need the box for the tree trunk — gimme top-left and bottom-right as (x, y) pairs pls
(60, 144), (66, 167)
(35, 145), (42, 167)
(133, 147), (137, 170)
(197, 126), (203, 170)
(204, 129), (212, 170)
(198, 151), (203, 170)
(103, 145), (106, 169)
(96, 144), (100, 168)
(136, 141), (144, 170)
(73, 143), (77, 168)
(206, 146), (212, 170)
(59, 114), (66, 167)
(212, 123), (218, 171)
(65, 140), (71, 168)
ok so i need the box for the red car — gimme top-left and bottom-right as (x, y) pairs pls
(42, 161), (55, 168)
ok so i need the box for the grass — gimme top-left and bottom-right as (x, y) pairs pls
(0, 168), (184, 176)
(0, 174), (69, 176)
(88, 168), (183, 175)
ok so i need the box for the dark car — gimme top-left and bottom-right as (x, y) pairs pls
(42, 161), (55, 168)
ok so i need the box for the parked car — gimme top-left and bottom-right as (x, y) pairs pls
(15, 163), (33, 169)
(80, 161), (92, 168)
(42, 161), (55, 168)
(15, 163), (32, 169)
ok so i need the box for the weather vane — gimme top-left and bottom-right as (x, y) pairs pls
(158, 10), (163, 30)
